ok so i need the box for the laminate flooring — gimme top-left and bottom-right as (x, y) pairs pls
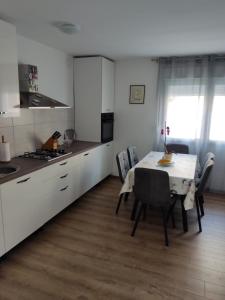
(0, 176), (225, 300)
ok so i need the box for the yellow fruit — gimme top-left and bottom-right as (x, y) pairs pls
(158, 159), (170, 164)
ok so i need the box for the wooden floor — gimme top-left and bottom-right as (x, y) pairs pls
(0, 176), (225, 300)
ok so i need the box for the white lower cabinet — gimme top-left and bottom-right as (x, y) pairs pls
(99, 142), (113, 179)
(1, 171), (48, 252)
(69, 153), (82, 200)
(0, 144), (113, 255)
(79, 142), (113, 195)
(79, 147), (102, 195)
(0, 208), (5, 256)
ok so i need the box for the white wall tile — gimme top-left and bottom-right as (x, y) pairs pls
(51, 110), (67, 122)
(33, 110), (55, 124)
(12, 109), (34, 126)
(66, 108), (75, 122)
(0, 117), (13, 128)
(13, 124), (35, 155)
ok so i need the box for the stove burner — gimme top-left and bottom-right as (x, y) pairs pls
(19, 149), (71, 161)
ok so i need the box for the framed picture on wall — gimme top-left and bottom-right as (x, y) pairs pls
(129, 85), (145, 104)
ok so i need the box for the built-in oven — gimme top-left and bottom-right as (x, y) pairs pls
(101, 113), (114, 143)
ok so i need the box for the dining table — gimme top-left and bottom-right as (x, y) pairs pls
(120, 151), (198, 232)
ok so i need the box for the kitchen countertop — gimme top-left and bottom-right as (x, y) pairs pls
(0, 141), (101, 185)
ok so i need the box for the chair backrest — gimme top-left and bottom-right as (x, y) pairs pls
(202, 152), (215, 166)
(134, 168), (171, 207)
(166, 143), (189, 154)
(197, 160), (214, 195)
(200, 152), (215, 176)
(127, 146), (139, 168)
(116, 151), (130, 183)
(206, 152), (215, 161)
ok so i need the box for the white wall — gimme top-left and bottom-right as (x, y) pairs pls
(113, 59), (158, 174)
(17, 35), (73, 107)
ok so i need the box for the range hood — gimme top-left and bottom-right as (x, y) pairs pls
(20, 92), (70, 109)
(19, 64), (70, 109)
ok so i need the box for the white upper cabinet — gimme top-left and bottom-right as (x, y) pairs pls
(0, 20), (20, 117)
(101, 58), (114, 113)
(74, 56), (114, 142)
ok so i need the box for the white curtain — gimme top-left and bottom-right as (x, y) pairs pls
(155, 55), (225, 192)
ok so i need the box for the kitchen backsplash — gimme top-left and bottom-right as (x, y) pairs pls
(0, 108), (74, 157)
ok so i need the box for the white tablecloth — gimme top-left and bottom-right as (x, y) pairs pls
(120, 151), (197, 210)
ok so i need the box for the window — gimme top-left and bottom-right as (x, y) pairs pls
(166, 81), (204, 139)
(209, 83), (225, 141)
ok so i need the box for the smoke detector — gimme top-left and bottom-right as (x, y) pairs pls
(53, 22), (81, 34)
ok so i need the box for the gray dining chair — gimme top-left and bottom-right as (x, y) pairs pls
(131, 168), (178, 246)
(195, 152), (215, 180)
(200, 152), (215, 176)
(196, 159), (214, 217)
(166, 143), (189, 154)
(115, 150), (130, 214)
(127, 146), (139, 168)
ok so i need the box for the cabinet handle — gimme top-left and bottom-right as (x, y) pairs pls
(17, 177), (31, 184)
(60, 174), (68, 179)
(59, 161), (68, 166)
(84, 153), (89, 156)
(60, 185), (68, 191)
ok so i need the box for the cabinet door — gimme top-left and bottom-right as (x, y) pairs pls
(44, 175), (73, 218)
(102, 58), (114, 113)
(40, 157), (77, 217)
(79, 147), (102, 195)
(100, 142), (113, 180)
(74, 57), (102, 142)
(69, 153), (82, 200)
(1, 172), (45, 251)
(48, 155), (82, 215)
(0, 20), (20, 117)
(0, 207), (5, 256)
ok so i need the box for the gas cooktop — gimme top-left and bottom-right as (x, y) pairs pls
(19, 149), (72, 161)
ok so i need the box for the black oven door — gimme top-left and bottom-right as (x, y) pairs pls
(101, 113), (114, 143)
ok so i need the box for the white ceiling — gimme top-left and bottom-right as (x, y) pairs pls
(1, 0), (225, 59)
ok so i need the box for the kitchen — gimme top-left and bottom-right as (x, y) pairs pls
(0, 19), (114, 258)
(1, 2), (225, 299)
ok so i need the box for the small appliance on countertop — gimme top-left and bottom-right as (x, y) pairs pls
(18, 149), (72, 162)
(0, 135), (11, 162)
(64, 129), (76, 146)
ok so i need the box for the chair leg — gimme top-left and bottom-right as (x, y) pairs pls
(115, 194), (123, 214)
(181, 196), (188, 232)
(162, 209), (169, 246)
(124, 192), (129, 202)
(167, 200), (177, 229)
(131, 197), (139, 220)
(195, 195), (202, 233)
(171, 211), (176, 229)
(198, 195), (204, 217)
(131, 202), (143, 237)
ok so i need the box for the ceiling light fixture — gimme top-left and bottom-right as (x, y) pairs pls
(53, 22), (81, 34)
